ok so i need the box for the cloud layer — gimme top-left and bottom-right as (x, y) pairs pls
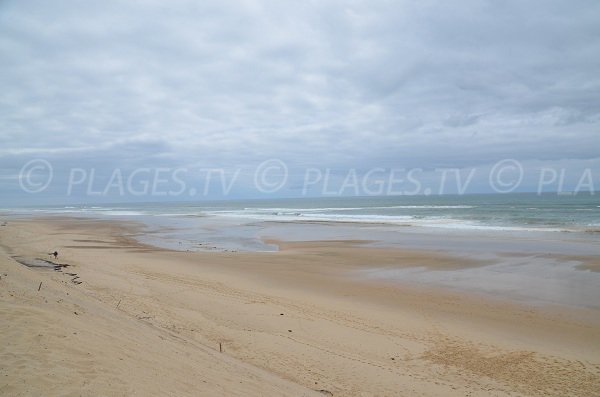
(1, 0), (599, 202)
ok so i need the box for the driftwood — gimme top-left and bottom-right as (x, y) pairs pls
(316, 390), (333, 396)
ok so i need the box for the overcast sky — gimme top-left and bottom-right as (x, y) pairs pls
(1, 0), (599, 203)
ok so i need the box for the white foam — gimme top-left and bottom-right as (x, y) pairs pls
(243, 207), (365, 212)
(206, 210), (570, 232)
(20, 207), (146, 216)
(96, 210), (145, 216)
(240, 205), (475, 213)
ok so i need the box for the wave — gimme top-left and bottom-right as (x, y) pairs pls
(206, 210), (571, 232)
(6, 200), (596, 234)
(242, 207), (364, 212)
(240, 205), (475, 213)
(94, 210), (146, 216)
(220, 212), (414, 223)
(384, 205), (475, 209)
(25, 208), (146, 216)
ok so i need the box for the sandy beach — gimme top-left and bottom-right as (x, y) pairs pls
(1, 217), (599, 396)
(3, 0), (599, 395)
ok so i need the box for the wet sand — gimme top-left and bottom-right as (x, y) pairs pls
(1, 217), (599, 396)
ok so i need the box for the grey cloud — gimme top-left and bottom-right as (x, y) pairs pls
(1, 0), (599, 202)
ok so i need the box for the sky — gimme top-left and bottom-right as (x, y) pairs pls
(1, 0), (599, 204)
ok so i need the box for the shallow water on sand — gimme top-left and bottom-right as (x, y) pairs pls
(130, 215), (600, 310)
(359, 254), (600, 309)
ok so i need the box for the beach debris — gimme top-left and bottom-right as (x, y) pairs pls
(288, 329), (292, 332)
(316, 390), (333, 396)
(13, 256), (70, 272)
(53, 263), (70, 271)
(219, 343), (222, 353)
(116, 299), (122, 309)
(280, 313), (284, 316)
(37, 281), (42, 291)
(11, 256), (81, 284)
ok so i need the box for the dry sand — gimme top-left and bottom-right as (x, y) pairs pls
(1, 217), (599, 396)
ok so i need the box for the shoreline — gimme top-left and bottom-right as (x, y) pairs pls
(75, 212), (600, 309)
(1, 216), (599, 396)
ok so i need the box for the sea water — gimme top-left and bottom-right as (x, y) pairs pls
(7, 192), (599, 233)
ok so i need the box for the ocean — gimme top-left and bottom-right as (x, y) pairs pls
(6, 193), (600, 233)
